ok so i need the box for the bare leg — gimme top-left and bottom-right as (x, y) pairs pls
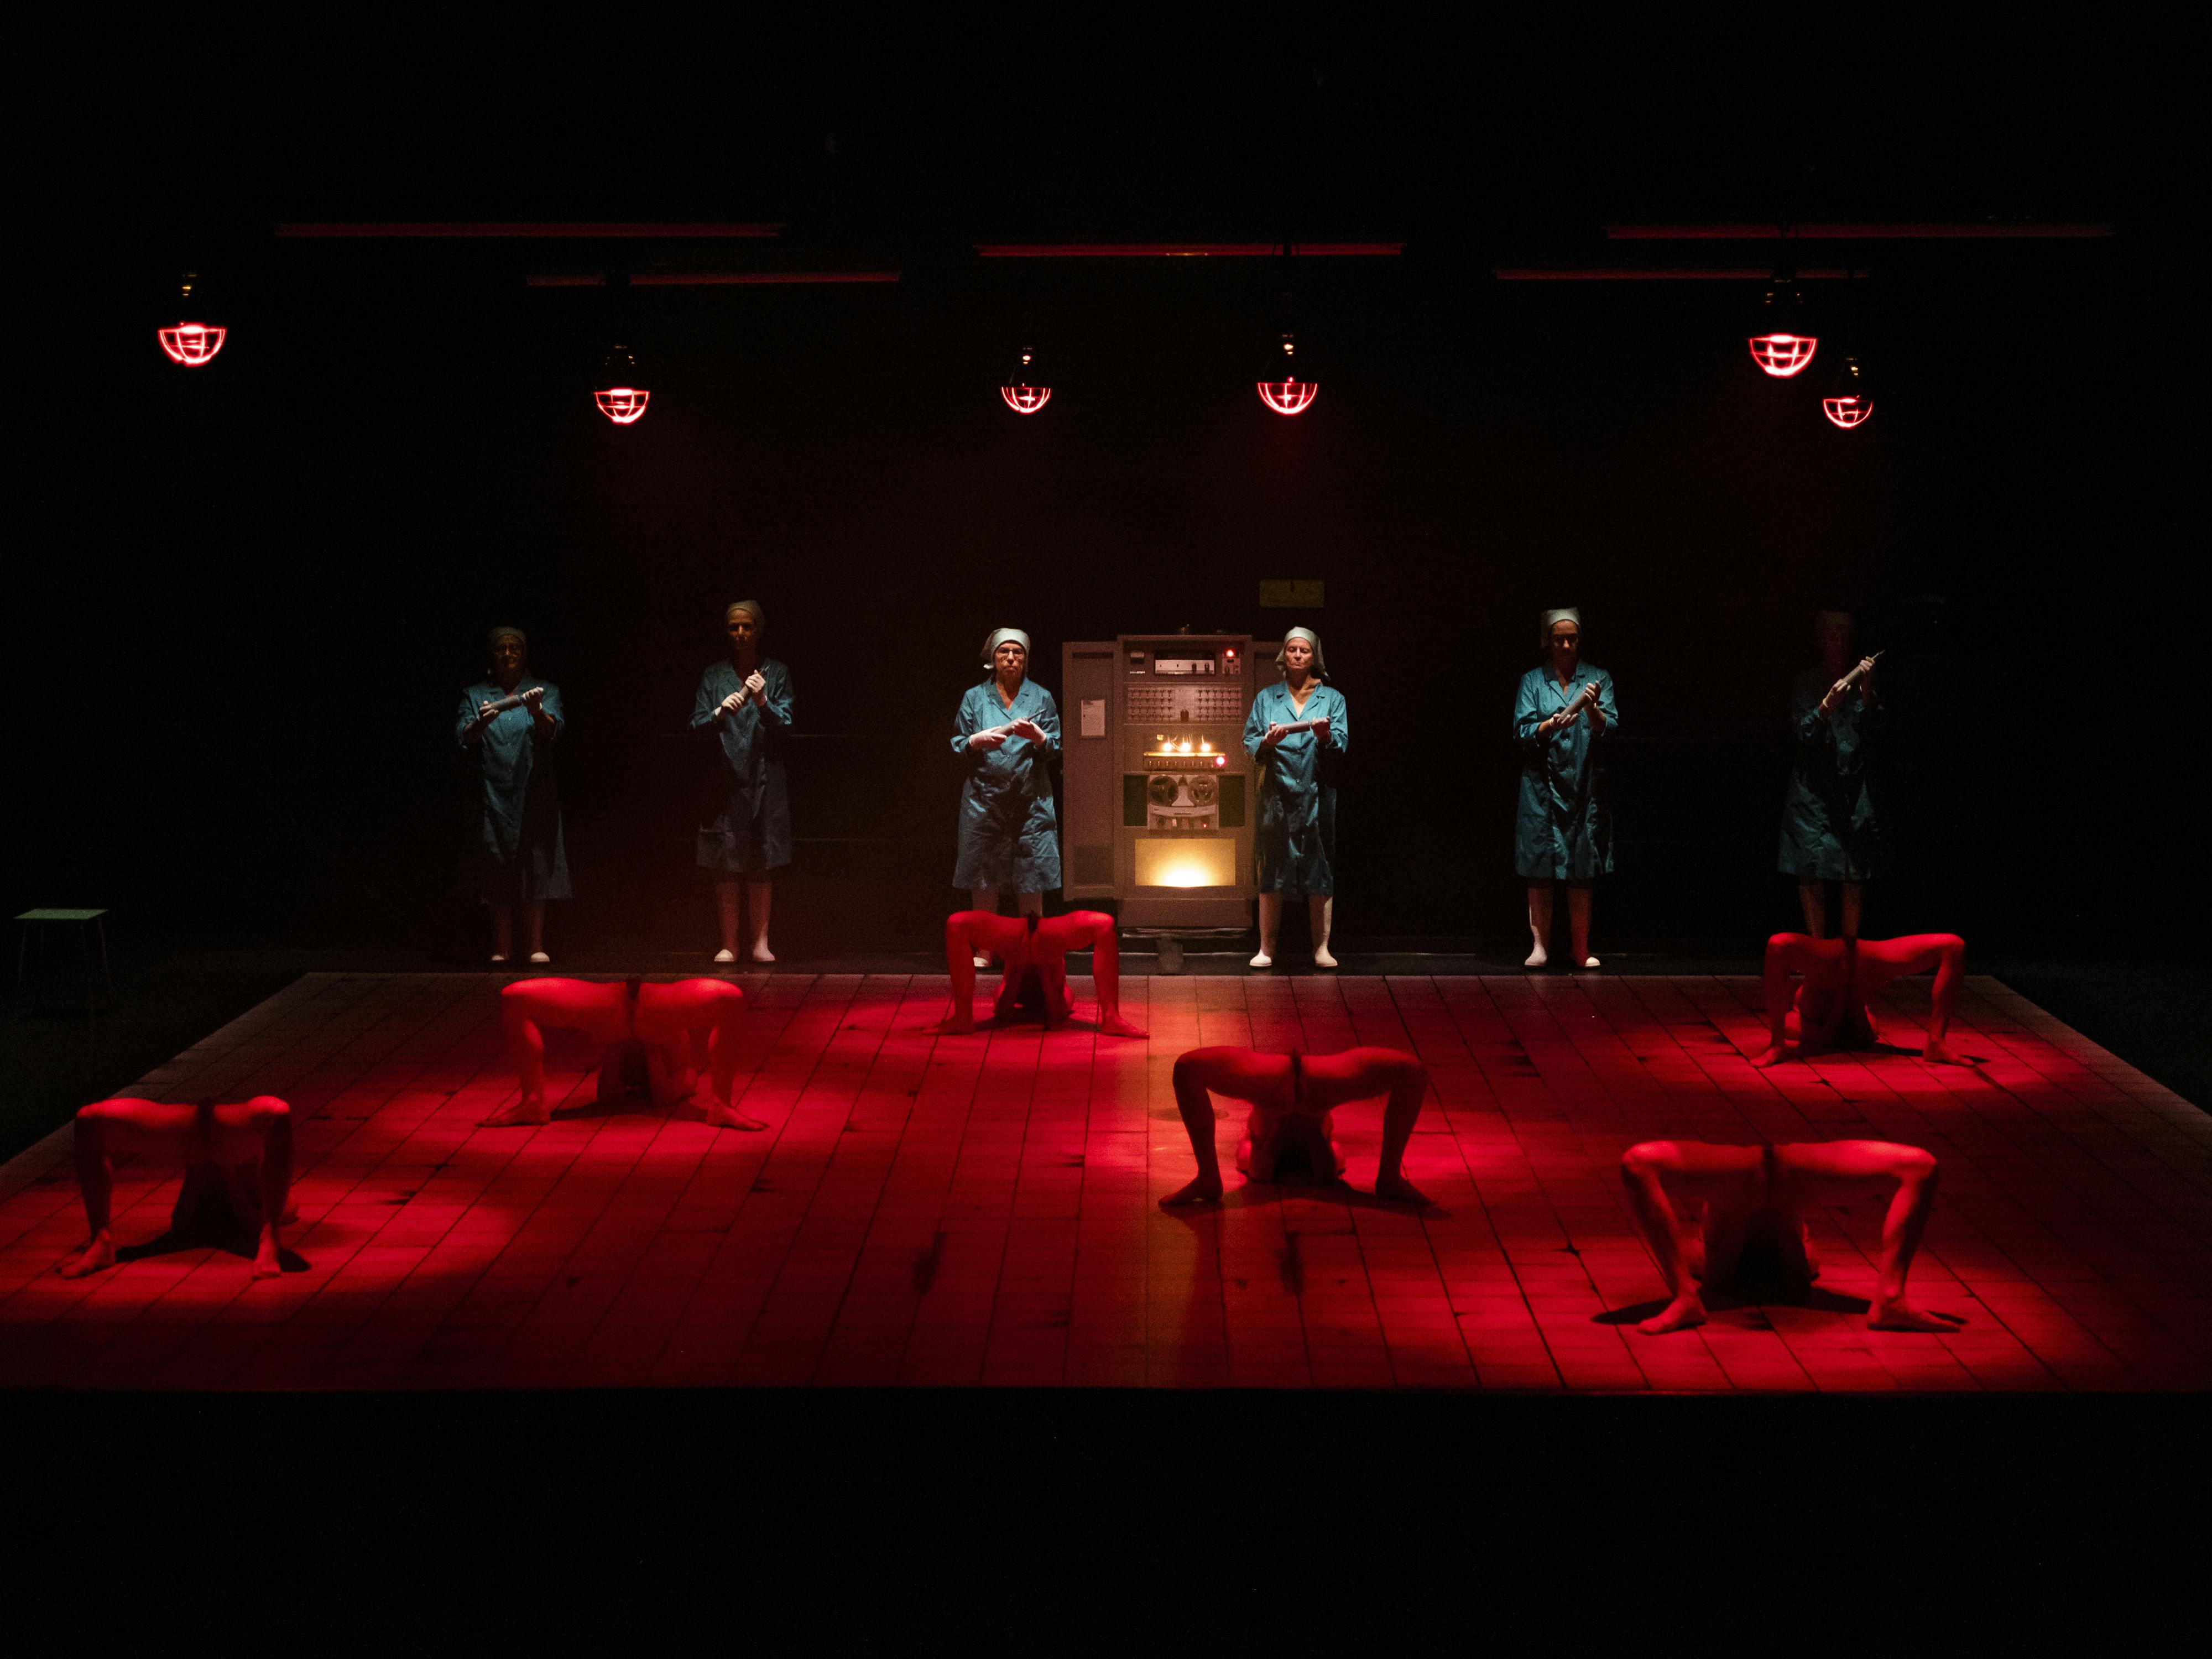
(747, 877), (775, 963)
(522, 900), (545, 959)
(58, 1113), (118, 1276)
(1778, 1141), (1960, 1331)
(661, 980), (761, 1130)
(928, 913), (984, 1034)
(1310, 895), (1337, 969)
(716, 880), (741, 959)
(1524, 884), (1552, 969)
(1159, 1048), (1291, 1207)
(1303, 1048), (1430, 1201)
(250, 1104), (293, 1276)
(1568, 885), (1596, 967)
(1077, 917), (1145, 1038)
(1798, 881), (1826, 938)
(1619, 1142), (1761, 1333)
(969, 888), (998, 966)
(1253, 894), (1281, 968)
(1855, 935), (1971, 1065)
(1840, 882), (1864, 941)
(490, 904), (513, 962)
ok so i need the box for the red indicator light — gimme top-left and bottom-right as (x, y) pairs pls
(1748, 333), (1818, 377)
(1258, 379), (1318, 414)
(1822, 395), (1872, 429)
(595, 387), (650, 424)
(158, 322), (226, 366)
(1214, 755), (1226, 767)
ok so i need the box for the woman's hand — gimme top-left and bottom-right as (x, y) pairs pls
(1261, 722), (1290, 749)
(718, 688), (748, 718)
(744, 670), (768, 700)
(1310, 714), (1331, 738)
(1585, 695), (1606, 731)
(1008, 718), (1047, 744)
(476, 699), (501, 725)
(968, 729), (1007, 752)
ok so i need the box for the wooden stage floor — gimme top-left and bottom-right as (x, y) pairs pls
(3, 970), (2207, 1392)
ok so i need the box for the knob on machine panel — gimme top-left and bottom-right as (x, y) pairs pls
(1061, 635), (1257, 928)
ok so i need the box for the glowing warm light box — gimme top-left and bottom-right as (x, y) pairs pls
(1257, 379), (1318, 414)
(595, 387), (650, 424)
(1748, 333), (1818, 377)
(1134, 837), (1238, 889)
(1823, 395), (1873, 429)
(1000, 384), (1051, 414)
(158, 323), (225, 366)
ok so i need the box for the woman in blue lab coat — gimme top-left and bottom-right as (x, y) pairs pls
(456, 625), (569, 964)
(952, 629), (1061, 958)
(1243, 627), (1349, 970)
(1780, 608), (1883, 938)
(692, 599), (794, 964)
(1513, 607), (1618, 969)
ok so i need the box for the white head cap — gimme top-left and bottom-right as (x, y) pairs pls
(1275, 627), (1327, 677)
(982, 628), (1032, 670)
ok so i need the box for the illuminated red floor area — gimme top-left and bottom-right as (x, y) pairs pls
(2, 972), (2207, 1391)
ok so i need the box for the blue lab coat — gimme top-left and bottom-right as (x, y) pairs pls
(1512, 662), (1618, 880)
(1243, 680), (1349, 898)
(951, 677), (1062, 892)
(456, 677), (571, 902)
(1778, 666), (1882, 881)
(692, 658), (795, 873)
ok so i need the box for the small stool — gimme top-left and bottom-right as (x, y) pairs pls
(14, 909), (115, 1012)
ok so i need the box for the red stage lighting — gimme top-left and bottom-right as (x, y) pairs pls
(1256, 331), (1317, 414)
(1747, 277), (1818, 378)
(999, 347), (1051, 413)
(1822, 354), (1874, 428)
(158, 273), (223, 365)
(157, 322), (226, 366)
(593, 345), (649, 424)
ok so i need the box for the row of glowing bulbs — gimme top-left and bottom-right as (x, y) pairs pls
(155, 284), (1870, 431)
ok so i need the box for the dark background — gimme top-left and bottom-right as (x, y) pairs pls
(6, 18), (2193, 964)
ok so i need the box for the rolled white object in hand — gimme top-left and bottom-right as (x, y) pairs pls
(482, 688), (541, 716)
(1278, 717), (1327, 735)
(1837, 650), (1884, 691)
(1555, 682), (1601, 726)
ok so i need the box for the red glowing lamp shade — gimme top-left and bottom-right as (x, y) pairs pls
(1256, 379), (1319, 414)
(594, 387), (651, 424)
(1822, 394), (1873, 429)
(1749, 332), (1819, 377)
(999, 347), (1050, 414)
(158, 322), (226, 366)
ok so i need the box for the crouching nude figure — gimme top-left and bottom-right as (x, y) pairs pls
(57, 1095), (296, 1279)
(1751, 932), (1971, 1067)
(1159, 1047), (1430, 1208)
(925, 911), (1145, 1037)
(484, 976), (759, 1129)
(1618, 1139), (1961, 1334)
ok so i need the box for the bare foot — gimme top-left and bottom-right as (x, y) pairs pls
(1636, 1292), (1709, 1335)
(1748, 1045), (1788, 1070)
(1919, 1039), (1973, 1067)
(1159, 1173), (1224, 1209)
(1373, 1172), (1428, 1204)
(750, 944), (776, 964)
(479, 1093), (550, 1127)
(1312, 947), (1339, 970)
(924, 1015), (977, 1036)
(702, 1100), (768, 1131)
(56, 1232), (116, 1278)
(1524, 943), (1548, 969)
(1868, 1298), (1966, 1333)
(252, 1227), (284, 1279)
(1096, 1014), (1147, 1039)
